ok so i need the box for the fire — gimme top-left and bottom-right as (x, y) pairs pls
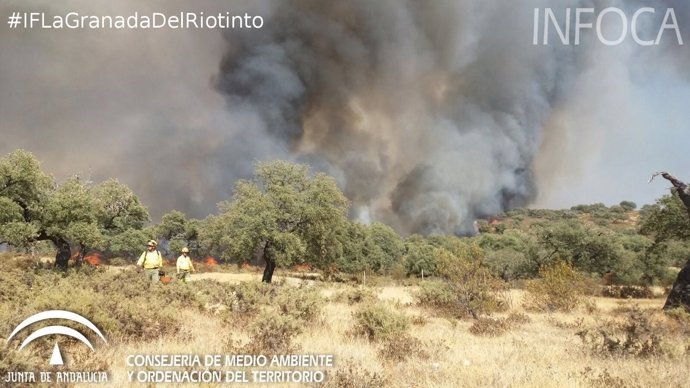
(205, 256), (218, 266)
(83, 253), (102, 266)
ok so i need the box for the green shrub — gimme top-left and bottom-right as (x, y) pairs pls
(524, 261), (589, 312)
(416, 281), (458, 316)
(275, 285), (324, 323)
(244, 310), (302, 354)
(416, 247), (508, 319)
(351, 302), (409, 341)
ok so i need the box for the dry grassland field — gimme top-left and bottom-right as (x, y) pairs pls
(1, 256), (688, 388)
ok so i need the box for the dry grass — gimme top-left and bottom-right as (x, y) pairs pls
(3, 268), (686, 388)
(93, 287), (686, 387)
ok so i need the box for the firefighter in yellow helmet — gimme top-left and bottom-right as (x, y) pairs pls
(176, 247), (196, 283)
(137, 240), (163, 283)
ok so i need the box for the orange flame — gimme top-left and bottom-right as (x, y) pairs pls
(205, 256), (218, 266)
(84, 253), (102, 266)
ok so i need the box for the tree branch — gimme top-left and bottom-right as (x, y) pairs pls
(653, 171), (690, 220)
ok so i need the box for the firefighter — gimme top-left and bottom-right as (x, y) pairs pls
(176, 247), (196, 283)
(137, 240), (163, 283)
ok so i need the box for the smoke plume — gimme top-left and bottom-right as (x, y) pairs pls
(2, 0), (689, 234)
(215, 0), (577, 234)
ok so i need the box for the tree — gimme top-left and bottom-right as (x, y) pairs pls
(535, 220), (624, 276)
(335, 222), (404, 275)
(42, 176), (103, 265)
(619, 200), (637, 211)
(0, 150), (53, 249)
(201, 161), (349, 283)
(368, 222), (404, 274)
(0, 150), (149, 266)
(93, 179), (150, 258)
(639, 194), (690, 242)
(403, 236), (437, 276)
(649, 172), (690, 310)
(154, 210), (201, 256)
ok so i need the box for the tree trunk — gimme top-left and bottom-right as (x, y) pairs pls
(261, 242), (276, 283)
(75, 243), (85, 267)
(53, 237), (71, 269)
(659, 172), (690, 311)
(664, 264), (690, 312)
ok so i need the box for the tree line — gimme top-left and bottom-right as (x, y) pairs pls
(1, 149), (688, 284)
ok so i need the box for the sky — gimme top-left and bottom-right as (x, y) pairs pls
(1, 0), (689, 234)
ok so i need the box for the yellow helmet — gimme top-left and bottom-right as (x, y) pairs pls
(181, 247), (190, 253)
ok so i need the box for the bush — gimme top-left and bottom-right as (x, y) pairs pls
(468, 312), (531, 337)
(416, 281), (458, 316)
(275, 285), (324, 323)
(243, 310), (302, 354)
(469, 317), (511, 336)
(576, 307), (671, 358)
(602, 285), (654, 299)
(227, 281), (276, 316)
(351, 302), (409, 341)
(377, 334), (429, 362)
(0, 267), (210, 343)
(335, 287), (378, 305)
(580, 367), (629, 388)
(417, 247), (508, 319)
(524, 261), (589, 312)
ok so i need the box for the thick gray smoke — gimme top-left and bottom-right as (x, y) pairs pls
(2, 0), (689, 234)
(215, 0), (577, 234)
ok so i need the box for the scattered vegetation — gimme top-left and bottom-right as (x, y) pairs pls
(321, 360), (388, 388)
(333, 287), (378, 305)
(468, 312), (531, 337)
(242, 311), (302, 355)
(351, 302), (409, 341)
(576, 307), (676, 358)
(377, 334), (429, 362)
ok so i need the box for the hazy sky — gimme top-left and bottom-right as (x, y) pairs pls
(1, 0), (688, 232)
